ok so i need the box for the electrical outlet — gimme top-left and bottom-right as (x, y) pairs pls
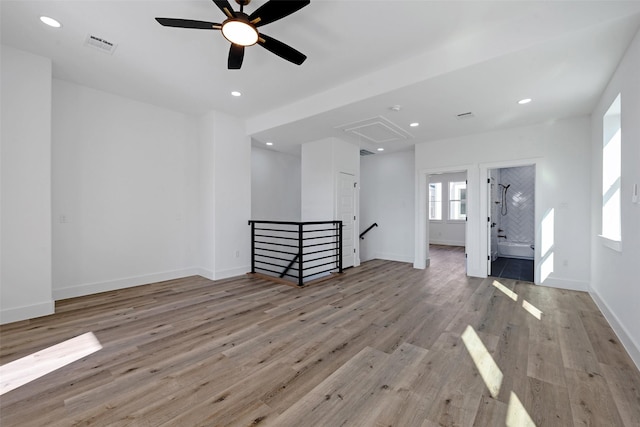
(235, 250), (240, 258)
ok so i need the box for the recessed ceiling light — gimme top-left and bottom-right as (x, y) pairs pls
(266, 142), (273, 146)
(377, 148), (384, 151)
(409, 122), (419, 127)
(231, 91), (241, 97)
(518, 98), (532, 105)
(40, 16), (61, 28)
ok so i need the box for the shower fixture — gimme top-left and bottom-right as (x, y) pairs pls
(499, 183), (511, 215)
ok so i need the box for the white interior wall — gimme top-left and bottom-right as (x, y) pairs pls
(0, 46), (54, 323)
(198, 112), (216, 279)
(589, 29), (640, 368)
(197, 111), (251, 280)
(415, 116), (591, 288)
(52, 80), (200, 299)
(251, 146), (301, 221)
(301, 139), (334, 221)
(212, 112), (252, 280)
(429, 171), (467, 247)
(360, 149), (415, 263)
(1, 46), (253, 323)
(301, 137), (360, 265)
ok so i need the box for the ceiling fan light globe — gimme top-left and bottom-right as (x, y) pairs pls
(222, 19), (258, 46)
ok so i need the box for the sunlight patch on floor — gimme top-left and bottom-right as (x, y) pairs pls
(491, 280), (542, 321)
(461, 325), (503, 398)
(492, 280), (518, 301)
(0, 332), (102, 395)
(522, 299), (543, 320)
(506, 391), (537, 426)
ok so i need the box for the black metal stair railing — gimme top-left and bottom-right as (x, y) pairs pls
(359, 222), (378, 239)
(248, 220), (343, 286)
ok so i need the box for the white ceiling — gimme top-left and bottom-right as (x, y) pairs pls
(2, 1), (640, 155)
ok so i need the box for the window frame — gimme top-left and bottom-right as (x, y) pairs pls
(429, 182), (442, 221)
(448, 181), (467, 222)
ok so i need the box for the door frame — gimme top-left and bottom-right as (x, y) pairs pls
(415, 164), (475, 273)
(335, 171), (359, 268)
(480, 158), (540, 284)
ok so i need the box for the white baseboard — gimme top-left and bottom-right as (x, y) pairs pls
(589, 290), (640, 371)
(197, 268), (215, 281)
(53, 267), (201, 300)
(214, 265), (250, 280)
(0, 300), (55, 325)
(375, 252), (414, 264)
(538, 277), (588, 292)
(429, 240), (465, 247)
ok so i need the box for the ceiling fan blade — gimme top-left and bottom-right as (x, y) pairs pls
(228, 44), (245, 69)
(156, 18), (221, 30)
(258, 33), (306, 65)
(248, 0), (310, 27)
(212, 0), (236, 18)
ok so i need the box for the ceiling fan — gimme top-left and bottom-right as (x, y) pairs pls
(156, 0), (310, 69)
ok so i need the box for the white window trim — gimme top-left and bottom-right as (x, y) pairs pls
(598, 235), (622, 252)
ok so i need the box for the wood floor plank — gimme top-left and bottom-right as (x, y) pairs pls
(599, 363), (640, 426)
(267, 347), (391, 426)
(523, 377), (574, 426)
(565, 368), (626, 426)
(1, 246), (638, 426)
(526, 339), (566, 387)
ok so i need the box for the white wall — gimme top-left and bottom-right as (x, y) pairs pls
(198, 111), (252, 280)
(360, 149), (415, 263)
(301, 137), (360, 265)
(301, 137), (360, 220)
(589, 29), (640, 368)
(416, 116), (591, 288)
(251, 146), (301, 221)
(429, 171), (467, 247)
(301, 139), (334, 221)
(214, 112), (252, 279)
(52, 80), (200, 299)
(0, 46), (54, 323)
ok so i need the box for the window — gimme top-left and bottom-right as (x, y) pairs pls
(449, 181), (467, 220)
(429, 183), (442, 220)
(602, 94), (621, 246)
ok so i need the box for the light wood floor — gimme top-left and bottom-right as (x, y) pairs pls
(1, 246), (639, 426)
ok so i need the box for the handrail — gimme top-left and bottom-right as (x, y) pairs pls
(359, 223), (378, 239)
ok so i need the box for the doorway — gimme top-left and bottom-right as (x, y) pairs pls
(337, 172), (356, 268)
(427, 171), (468, 270)
(487, 165), (535, 281)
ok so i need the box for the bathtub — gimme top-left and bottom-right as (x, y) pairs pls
(497, 241), (534, 260)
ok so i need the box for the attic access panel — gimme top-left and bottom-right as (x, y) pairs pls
(336, 116), (412, 144)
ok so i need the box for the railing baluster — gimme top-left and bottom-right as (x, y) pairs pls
(250, 221), (256, 274)
(298, 223), (304, 287)
(338, 221), (343, 273)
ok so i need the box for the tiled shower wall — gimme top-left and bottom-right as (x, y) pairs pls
(496, 165), (535, 244)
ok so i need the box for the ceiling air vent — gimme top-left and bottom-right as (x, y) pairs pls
(360, 149), (376, 156)
(456, 112), (475, 120)
(84, 34), (117, 54)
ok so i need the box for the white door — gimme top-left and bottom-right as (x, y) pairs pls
(337, 172), (356, 268)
